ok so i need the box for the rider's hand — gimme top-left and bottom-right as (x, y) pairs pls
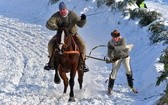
(60, 27), (67, 30)
(58, 22), (68, 28)
(59, 22), (69, 32)
(81, 14), (86, 20)
(60, 22), (68, 27)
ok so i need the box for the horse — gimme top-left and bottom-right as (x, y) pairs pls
(51, 29), (84, 102)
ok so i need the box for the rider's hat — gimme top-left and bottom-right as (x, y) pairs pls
(59, 2), (67, 10)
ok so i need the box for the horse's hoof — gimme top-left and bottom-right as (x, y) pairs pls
(68, 97), (75, 102)
(79, 85), (82, 89)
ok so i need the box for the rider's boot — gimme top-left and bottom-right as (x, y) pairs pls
(83, 61), (89, 72)
(79, 55), (89, 72)
(44, 63), (51, 71)
(82, 54), (89, 72)
(44, 56), (54, 71)
(44, 62), (55, 70)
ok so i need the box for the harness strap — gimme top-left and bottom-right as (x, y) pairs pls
(63, 51), (80, 54)
(70, 33), (78, 51)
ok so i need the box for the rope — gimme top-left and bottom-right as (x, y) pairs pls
(86, 55), (106, 61)
(86, 10), (109, 17)
(88, 45), (107, 57)
(86, 44), (107, 61)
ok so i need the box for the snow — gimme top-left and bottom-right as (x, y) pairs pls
(0, 0), (167, 105)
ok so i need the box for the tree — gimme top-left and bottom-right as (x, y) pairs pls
(156, 47), (168, 94)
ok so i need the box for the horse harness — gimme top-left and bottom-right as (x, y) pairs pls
(55, 31), (80, 55)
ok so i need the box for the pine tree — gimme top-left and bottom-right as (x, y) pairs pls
(156, 47), (168, 93)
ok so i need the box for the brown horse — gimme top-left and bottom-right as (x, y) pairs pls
(52, 30), (84, 102)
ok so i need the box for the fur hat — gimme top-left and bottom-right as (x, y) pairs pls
(111, 30), (120, 37)
(59, 2), (67, 10)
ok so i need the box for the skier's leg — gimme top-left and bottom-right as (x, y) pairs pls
(108, 60), (121, 94)
(123, 57), (138, 93)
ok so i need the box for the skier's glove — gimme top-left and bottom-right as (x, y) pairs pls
(104, 56), (111, 63)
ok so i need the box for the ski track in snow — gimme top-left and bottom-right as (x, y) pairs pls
(0, 16), (54, 105)
(0, 1), (167, 105)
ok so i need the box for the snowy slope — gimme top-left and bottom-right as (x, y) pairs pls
(0, 0), (167, 105)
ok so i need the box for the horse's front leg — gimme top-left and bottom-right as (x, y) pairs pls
(59, 70), (68, 93)
(78, 69), (84, 89)
(54, 69), (61, 84)
(54, 63), (61, 84)
(68, 70), (76, 102)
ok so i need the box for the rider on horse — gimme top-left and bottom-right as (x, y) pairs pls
(44, 2), (89, 72)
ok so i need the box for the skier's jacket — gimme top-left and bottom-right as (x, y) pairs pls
(107, 37), (129, 60)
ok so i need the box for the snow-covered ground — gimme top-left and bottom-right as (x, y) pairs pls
(0, 0), (167, 105)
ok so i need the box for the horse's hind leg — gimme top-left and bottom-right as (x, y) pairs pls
(59, 70), (68, 93)
(78, 69), (84, 89)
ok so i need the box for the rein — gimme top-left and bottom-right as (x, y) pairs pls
(61, 33), (80, 55)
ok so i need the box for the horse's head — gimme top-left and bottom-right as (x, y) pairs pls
(56, 29), (79, 55)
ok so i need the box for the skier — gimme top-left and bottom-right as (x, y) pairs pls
(104, 30), (138, 95)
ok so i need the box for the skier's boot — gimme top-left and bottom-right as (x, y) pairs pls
(126, 74), (138, 93)
(108, 78), (115, 95)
